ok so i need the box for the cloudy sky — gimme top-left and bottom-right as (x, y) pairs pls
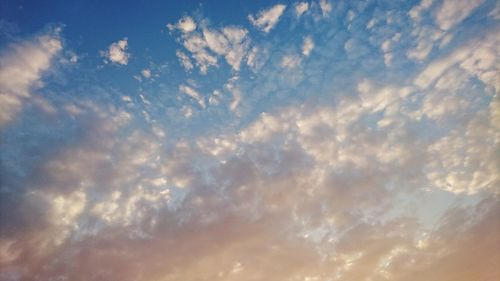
(0, 0), (499, 280)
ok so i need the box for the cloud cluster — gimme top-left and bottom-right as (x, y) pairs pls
(2, 77), (498, 279)
(101, 38), (130, 65)
(1, 0), (499, 280)
(169, 16), (251, 74)
(248, 4), (287, 33)
(0, 27), (62, 127)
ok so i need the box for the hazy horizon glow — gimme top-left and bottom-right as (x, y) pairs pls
(0, 0), (499, 280)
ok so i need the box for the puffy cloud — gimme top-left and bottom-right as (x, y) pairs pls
(0, 27), (62, 127)
(302, 36), (314, 56)
(2, 2), (499, 280)
(225, 76), (241, 112)
(281, 54), (301, 69)
(435, 0), (485, 30)
(179, 84), (206, 108)
(246, 46), (268, 71)
(414, 30), (499, 90)
(248, 4), (287, 33)
(295, 2), (309, 17)
(176, 50), (194, 71)
(319, 0), (332, 15)
(167, 16), (197, 33)
(426, 113), (499, 194)
(182, 33), (218, 74)
(102, 38), (130, 65)
(171, 19), (250, 73)
(409, 0), (434, 23)
(202, 26), (250, 71)
(2, 80), (499, 280)
(141, 68), (151, 78)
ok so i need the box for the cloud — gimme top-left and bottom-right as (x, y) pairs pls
(141, 68), (151, 78)
(295, 2), (309, 17)
(414, 30), (499, 90)
(281, 54), (301, 69)
(302, 36), (314, 56)
(246, 46), (268, 71)
(2, 77), (499, 280)
(319, 0), (332, 15)
(102, 38), (130, 65)
(176, 50), (194, 71)
(172, 20), (250, 73)
(435, 0), (485, 30)
(0, 27), (62, 127)
(182, 33), (218, 74)
(2, 2), (499, 280)
(409, 0), (434, 23)
(225, 76), (241, 112)
(167, 16), (197, 33)
(179, 84), (206, 108)
(249, 4), (287, 33)
(202, 26), (250, 71)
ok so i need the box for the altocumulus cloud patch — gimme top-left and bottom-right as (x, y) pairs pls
(0, 0), (499, 280)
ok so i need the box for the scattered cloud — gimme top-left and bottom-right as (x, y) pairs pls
(101, 38), (130, 65)
(0, 27), (62, 127)
(141, 68), (151, 78)
(302, 36), (314, 56)
(409, 0), (434, 23)
(179, 84), (206, 108)
(281, 54), (301, 69)
(319, 0), (332, 16)
(167, 16), (197, 34)
(295, 2), (309, 17)
(435, 0), (485, 30)
(249, 4), (287, 33)
(2, 1), (499, 280)
(176, 50), (194, 71)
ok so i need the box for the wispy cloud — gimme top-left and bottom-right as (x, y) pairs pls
(249, 4), (287, 33)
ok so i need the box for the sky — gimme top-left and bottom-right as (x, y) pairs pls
(0, 0), (499, 280)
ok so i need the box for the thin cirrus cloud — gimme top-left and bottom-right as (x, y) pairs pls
(0, 0), (499, 280)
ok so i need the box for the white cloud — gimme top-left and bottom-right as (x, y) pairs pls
(182, 105), (193, 118)
(435, 0), (485, 30)
(222, 27), (250, 71)
(102, 38), (130, 65)
(202, 26), (250, 71)
(0, 28), (62, 127)
(426, 114), (498, 194)
(295, 2), (309, 17)
(168, 16), (197, 33)
(225, 76), (241, 112)
(246, 46), (268, 71)
(414, 30), (499, 90)
(409, 0), (434, 23)
(319, 0), (332, 15)
(182, 34), (218, 74)
(203, 28), (229, 55)
(179, 84), (206, 108)
(174, 24), (249, 73)
(141, 68), (151, 78)
(302, 36), (314, 56)
(248, 4), (287, 33)
(281, 54), (301, 69)
(489, 1), (500, 19)
(407, 26), (444, 61)
(176, 50), (194, 71)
